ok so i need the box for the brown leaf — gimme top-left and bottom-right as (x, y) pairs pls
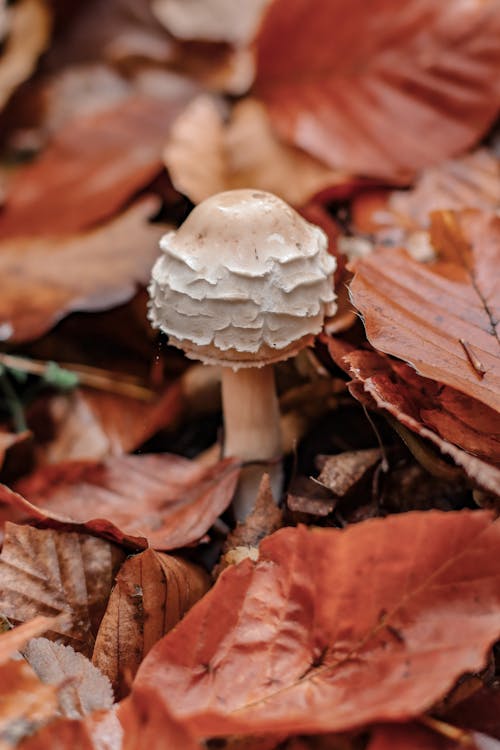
(17, 710), (123, 750)
(0, 0), (51, 111)
(0, 523), (124, 657)
(24, 638), (114, 719)
(93, 549), (210, 698)
(118, 687), (199, 750)
(349, 210), (500, 412)
(322, 336), (500, 494)
(0, 91), (190, 239)
(133, 511), (500, 737)
(224, 473), (283, 550)
(318, 449), (382, 498)
(0, 658), (59, 747)
(0, 199), (167, 344)
(28, 382), (182, 465)
(0, 617), (62, 663)
(164, 95), (343, 206)
(254, 0), (500, 179)
(1, 454), (240, 549)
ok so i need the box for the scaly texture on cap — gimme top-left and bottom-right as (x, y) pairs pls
(148, 190), (336, 368)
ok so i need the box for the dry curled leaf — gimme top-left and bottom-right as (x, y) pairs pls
(0, 523), (124, 657)
(93, 549), (209, 698)
(349, 210), (500, 412)
(164, 95), (343, 206)
(1, 454), (240, 549)
(0, 199), (168, 344)
(323, 336), (500, 494)
(24, 638), (114, 719)
(0, 91), (191, 239)
(29, 382), (182, 465)
(318, 448), (382, 498)
(134, 511), (500, 737)
(254, 0), (500, 179)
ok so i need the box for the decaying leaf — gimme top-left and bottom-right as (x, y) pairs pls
(254, 0), (500, 179)
(93, 549), (209, 698)
(24, 638), (114, 719)
(0, 0), (51, 111)
(29, 382), (183, 465)
(164, 96), (343, 206)
(349, 210), (500, 412)
(134, 512), (500, 737)
(318, 448), (382, 498)
(323, 336), (500, 494)
(0, 91), (191, 239)
(0, 523), (124, 657)
(1, 454), (240, 549)
(0, 199), (168, 344)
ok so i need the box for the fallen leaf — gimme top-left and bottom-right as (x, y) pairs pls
(24, 638), (114, 719)
(254, 0), (500, 179)
(0, 658), (59, 747)
(0, 91), (191, 239)
(286, 475), (337, 518)
(223, 473), (283, 550)
(318, 449), (382, 498)
(152, 0), (270, 44)
(0, 617), (61, 663)
(1, 454), (240, 549)
(349, 210), (500, 412)
(28, 382), (183, 465)
(17, 710), (123, 750)
(322, 336), (500, 494)
(164, 96), (344, 206)
(93, 549), (210, 698)
(133, 511), (500, 737)
(0, 0), (51, 111)
(0, 198), (168, 344)
(0, 523), (124, 656)
(118, 686), (199, 750)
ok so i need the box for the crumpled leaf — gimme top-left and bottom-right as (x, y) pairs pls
(0, 90), (191, 239)
(254, 0), (500, 179)
(28, 382), (182, 465)
(318, 449), (382, 498)
(93, 549), (210, 698)
(0, 198), (168, 344)
(0, 523), (124, 657)
(0, 0), (51, 111)
(349, 210), (500, 412)
(1, 454), (240, 549)
(133, 511), (500, 737)
(322, 336), (500, 494)
(164, 95), (344, 206)
(152, 0), (269, 44)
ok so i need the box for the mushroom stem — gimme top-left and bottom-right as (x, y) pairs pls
(221, 365), (283, 520)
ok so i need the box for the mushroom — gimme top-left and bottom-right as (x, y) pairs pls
(148, 189), (336, 519)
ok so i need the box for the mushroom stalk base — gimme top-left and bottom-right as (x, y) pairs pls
(221, 366), (283, 521)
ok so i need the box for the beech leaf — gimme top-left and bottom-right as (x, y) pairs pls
(349, 210), (500, 412)
(93, 549), (210, 698)
(0, 659), (59, 746)
(133, 512), (500, 737)
(0, 199), (168, 344)
(0, 454), (240, 549)
(0, 617), (62, 663)
(254, 0), (500, 178)
(0, 523), (124, 656)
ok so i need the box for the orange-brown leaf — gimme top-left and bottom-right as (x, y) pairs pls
(93, 549), (209, 698)
(0, 659), (59, 745)
(0, 617), (61, 663)
(118, 687), (199, 750)
(1, 454), (240, 549)
(254, 0), (500, 179)
(133, 512), (500, 736)
(0, 523), (124, 657)
(349, 211), (500, 412)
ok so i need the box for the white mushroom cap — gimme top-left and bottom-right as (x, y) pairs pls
(148, 189), (336, 368)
